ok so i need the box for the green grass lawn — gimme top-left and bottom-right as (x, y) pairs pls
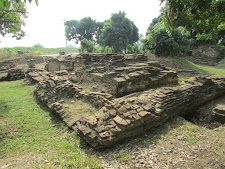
(0, 80), (101, 168)
(174, 58), (225, 76)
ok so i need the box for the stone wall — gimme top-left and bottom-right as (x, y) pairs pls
(45, 58), (74, 72)
(0, 68), (25, 81)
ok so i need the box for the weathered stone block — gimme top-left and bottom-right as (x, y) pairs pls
(114, 115), (130, 126)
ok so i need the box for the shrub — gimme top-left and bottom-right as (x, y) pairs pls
(33, 43), (44, 48)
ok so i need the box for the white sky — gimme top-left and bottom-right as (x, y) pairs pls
(0, 0), (162, 48)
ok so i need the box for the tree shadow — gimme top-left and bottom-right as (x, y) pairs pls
(33, 97), (73, 131)
(0, 98), (11, 151)
(0, 99), (10, 116)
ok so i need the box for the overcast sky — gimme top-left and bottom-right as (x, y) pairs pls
(0, 0), (162, 48)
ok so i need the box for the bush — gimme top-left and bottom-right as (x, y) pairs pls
(142, 23), (194, 56)
(80, 38), (95, 53)
(32, 43), (44, 48)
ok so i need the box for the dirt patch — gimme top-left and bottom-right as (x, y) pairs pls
(0, 152), (44, 169)
(85, 117), (225, 169)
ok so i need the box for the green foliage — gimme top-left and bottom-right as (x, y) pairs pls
(32, 43), (44, 48)
(0, 0), (38, 40)
(147, 15), (162, 33)
(94, 45), (113, 53)
(65, 17), (99, 44)
(0, 80), (101, 168)
(142, 22), (194, 56)
(80, 38), (95, 53)
(0, 46), (78, 58)
(127, 44), (139, 54)
(161, 0), (225, 41)
(97, 11), (139, 53)
(114, 151), (130, 163)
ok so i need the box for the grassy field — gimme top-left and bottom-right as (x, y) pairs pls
(174, 58), (225, 76)
(0, 80), (101, 168)
(0, 47), (78, 60)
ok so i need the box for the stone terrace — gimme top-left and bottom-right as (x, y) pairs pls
(71, 54), (178, 97)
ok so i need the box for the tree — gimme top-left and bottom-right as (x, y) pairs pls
(65, 17), (98, 44)
(142, 22), (193, 56)
(147, 15), (162, 32)
(0, 0), (38, 40)
(97, 11), (139, 53)
(160, 0), (225, 41)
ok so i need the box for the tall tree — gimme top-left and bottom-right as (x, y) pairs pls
(147, 15), (162, 32)
(161, 0), (225, 40)
(97, 11), (139, 53)
(0, 0), (38, 40)
(64, 17), (98, 44)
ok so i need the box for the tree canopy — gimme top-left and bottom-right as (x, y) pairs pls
(96, 11), (139, 53)
(147, 15), (162, 32)
(0, 0), (38, 40)
(161, 0), (225, 40)
(64, 17), (101, 44)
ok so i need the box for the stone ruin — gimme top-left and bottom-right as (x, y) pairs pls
(72, 54), (178, 97)
(0, 68), (25, 81)
(45, 57), (74, 72)
(24, 53), (225, 149)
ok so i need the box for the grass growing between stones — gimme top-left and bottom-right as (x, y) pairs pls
(0, 80), (101, 168)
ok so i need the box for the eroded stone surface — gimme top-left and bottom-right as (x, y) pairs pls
(213, 104), (225, 123)
(45, 58), (74, 72)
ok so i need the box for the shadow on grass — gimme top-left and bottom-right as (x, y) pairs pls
(0, 99), (10, 116)
(33, 96), (73, 131)
(0, 99), (11, 158)
(174, 58), (209, 74)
